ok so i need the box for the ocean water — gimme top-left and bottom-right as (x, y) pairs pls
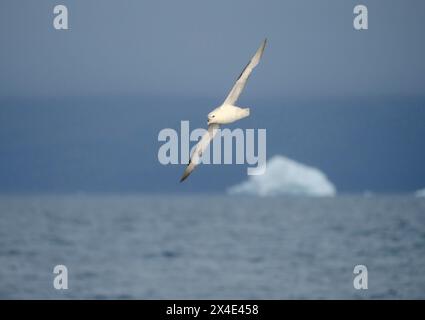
(0, 195), (424, 299)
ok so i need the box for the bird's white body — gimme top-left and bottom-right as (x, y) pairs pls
(180, 39), (267, 182)
(208, 104), (250, 125)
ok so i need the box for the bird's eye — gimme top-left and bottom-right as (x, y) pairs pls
(212, 115), (215, 118)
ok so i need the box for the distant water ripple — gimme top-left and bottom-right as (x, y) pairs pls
(0, 195), (424, 299)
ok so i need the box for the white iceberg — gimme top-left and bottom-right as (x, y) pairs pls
(227, 155), (336, 197)
(415, 188), (425, 197)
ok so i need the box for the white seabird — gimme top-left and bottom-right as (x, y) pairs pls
(180, 39), (267, 182)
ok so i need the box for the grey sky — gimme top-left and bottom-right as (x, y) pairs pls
(1, 1), (425, 194)
(1, 0), (425, 99)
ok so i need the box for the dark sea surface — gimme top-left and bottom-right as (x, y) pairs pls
(2, 97), (425, 194)
(0, 195), (424, 299)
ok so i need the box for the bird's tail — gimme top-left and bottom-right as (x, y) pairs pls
(237, 107), (250, 119)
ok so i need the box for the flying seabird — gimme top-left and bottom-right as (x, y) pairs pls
(180, 39), (267, 182)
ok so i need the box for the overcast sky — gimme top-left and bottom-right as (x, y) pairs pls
(1, 0), (425, 100)
(1, 1), (425, 193)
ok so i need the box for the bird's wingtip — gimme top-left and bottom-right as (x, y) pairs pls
(179, 166), (191, 183)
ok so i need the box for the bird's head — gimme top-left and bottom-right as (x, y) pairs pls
(207, 112), (217, 125)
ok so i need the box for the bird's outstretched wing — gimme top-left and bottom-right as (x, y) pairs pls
(223, 39), (267, 106)
(180, 124), (220, 182)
